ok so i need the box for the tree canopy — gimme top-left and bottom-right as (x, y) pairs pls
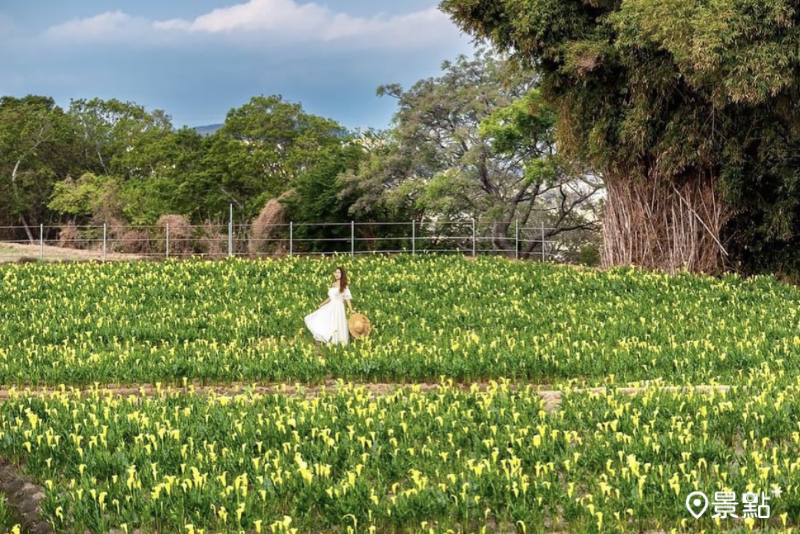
(44, 95), (351, 227)
(441, 0), (800, 276)
(0, 96), (74, 235)
(2, 75), (601, 260)
(343, 50), (602, 258)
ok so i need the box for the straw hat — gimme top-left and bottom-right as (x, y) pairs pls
(348, 313), (371, 338)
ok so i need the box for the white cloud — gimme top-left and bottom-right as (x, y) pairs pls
(322, 7), (450, 45)
(156, 0), (329, 33)
(43, 10), (169, 45)
(43, 1), (460, 49)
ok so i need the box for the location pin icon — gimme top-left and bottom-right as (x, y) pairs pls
(686, 491), (709, 519)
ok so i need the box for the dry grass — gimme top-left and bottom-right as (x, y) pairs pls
(249, 191), (292, 256)
(0, 242), (140, 263)
(157, 214), (192, 256)
(57, 223), (81, 249)
(601, 173), (731, 274)
(198, 221), (228, 260)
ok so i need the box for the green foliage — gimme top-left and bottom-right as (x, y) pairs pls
(1, 256), (799, 386)
(339, 130), (420, 222)
(2, 84), (599, 250)
(479, 89), (555, 158)
(48, 173), (121, 220)
(42, 95), (353, 226)
(0, 95), (75, 226)
(49, 99), (190, 226)
(281, 144), (369, 253)
(0, 496), (18, 533)
(5, 381), (800, 532)
(348, 52), (601, 256)
(118, 178), (183, 226)
(218, 95), (349, 218)
(5, 256), (800, 531)
(68, 98), (173, 177)
(127, 127), (208, 223)
(579, 243), (601, 267)
(48, 126), (207, 226)
(441, 0), (800, 277)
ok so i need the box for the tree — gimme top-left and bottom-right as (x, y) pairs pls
(0, 95), (74, 238)
(217, 95), (349, 218)
(58, 98), (183, 226)
(174, 133), (250, 222)
(50, 101), (203, 226)
(281, 143), (366, 253)
(48, 173), (122, 223)
(343, 51), (602, 258)
(441, 0), (800, 276)
(68, 98), (173, 178)
(339, 129), (419, 223)
(116, 127), (206, 225)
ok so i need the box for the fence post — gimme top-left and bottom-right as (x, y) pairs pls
(541, 221), (545, 262)
(166, 223), (170, 259)
(289, 222), (293, 257)
(515, 219), (519, 260)
(39, 224), (43, 261)
(351, 221), (355, 256)
(103, 224), (107, 261)
(411, 220), (415, 255)
(472, 218), (476, 257)
(228, 203), (233, 258)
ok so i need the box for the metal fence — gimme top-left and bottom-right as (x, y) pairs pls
(0, 218), (599, 264)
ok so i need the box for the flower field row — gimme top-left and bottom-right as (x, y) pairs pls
(1, 256), (799, 387)
(0, 379), (798, 533)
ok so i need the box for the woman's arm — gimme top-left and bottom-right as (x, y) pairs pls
(320, 298), (330, 307)
(345, 288), (353, 312)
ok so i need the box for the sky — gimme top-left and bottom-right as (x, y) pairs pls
(0, 0), (476, 130)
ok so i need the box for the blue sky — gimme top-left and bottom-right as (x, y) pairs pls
(0, 0), (476, 130)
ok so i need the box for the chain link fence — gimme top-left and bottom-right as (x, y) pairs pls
(0, 218), (600, 265)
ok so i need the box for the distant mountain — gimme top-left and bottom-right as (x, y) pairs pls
(192, 124), (223, 136)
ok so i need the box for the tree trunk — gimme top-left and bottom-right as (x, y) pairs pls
(359, 224), (377, 252)
(491, 221), (514, 258)
(19, 214), (35, 244)
(601, 172), (732, 274)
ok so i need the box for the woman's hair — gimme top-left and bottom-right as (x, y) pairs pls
(335, 266), (348, 293)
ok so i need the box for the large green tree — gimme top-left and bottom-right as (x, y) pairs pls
(281, 143), (367, 253)
(48, 127), (209, 227)
(0, 96), (75, 238)
(343, 51), (602, 258)
(116, 127), (206, 225)
(55, 98), (181, 225)
(441, 0), (800, 276)
(48, 95), (353, 227)
(217, 95), (349, 218)
(68, 98), (173, 178)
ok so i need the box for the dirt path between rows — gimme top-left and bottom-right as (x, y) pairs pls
(0, 241), (141, 263)
(0, 380), (732, 412)
(0, 460), (51, 534)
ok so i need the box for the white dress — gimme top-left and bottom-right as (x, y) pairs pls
(304, 286), (352, 345)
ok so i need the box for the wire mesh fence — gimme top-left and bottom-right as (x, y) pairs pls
(0, 219), (600, 264)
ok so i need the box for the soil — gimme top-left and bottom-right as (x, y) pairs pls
(0, 459), (51, 533)
(0, 380), (730, 409)
(0, 242), (141, 263)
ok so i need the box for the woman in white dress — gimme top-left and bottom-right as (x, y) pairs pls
(304, 266), (354, 345)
